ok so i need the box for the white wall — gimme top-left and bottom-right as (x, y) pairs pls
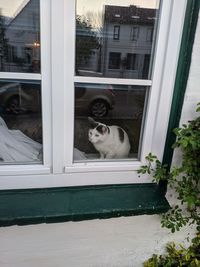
(0, 10), (199, 267)
(177, 13), (200, 124)
(0, 216), (196, 267)
(171, 11), (200, 168)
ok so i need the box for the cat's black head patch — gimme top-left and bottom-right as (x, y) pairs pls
(118, 127), (124, 143)
(96, 125), (107, 134)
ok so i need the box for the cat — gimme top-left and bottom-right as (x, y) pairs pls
(88, 117), (130, 159)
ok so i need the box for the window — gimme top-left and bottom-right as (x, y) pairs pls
(0, 0), (43, 165)
(0, 0), (50, 173)
(126, 53), (138, 70)
(130, 27), (139, 41)
(146, 27), (154, 42)
(0, 0), (188, 189)
(108, 52), (121, 69)
(73, 0), (160, 163)
(0, 1), (40, 73)
(113, 25), (120, 40)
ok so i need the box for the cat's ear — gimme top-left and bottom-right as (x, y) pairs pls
(88, 117), (98, 128)
(102, 126), (107, 134)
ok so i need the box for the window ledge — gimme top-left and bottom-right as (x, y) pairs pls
(0, 183), (170, 227)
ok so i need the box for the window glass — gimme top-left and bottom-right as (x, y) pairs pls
(0, 0), (40, 73)
(108, 52), (121, 69)
(75, 0), (160, 79)
(126, 53), (138, 70)
(130, 26), (139, 41)
(0, 80), (42, 164)
(146, 27), (153, 42)
(74, 83), (147, 162)
(113, 25), (120, 40)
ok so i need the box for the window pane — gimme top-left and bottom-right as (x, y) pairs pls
(0, 80), (42, 164)
(113, 25), (120, 40)
(108, 52), (121, 69)
(0, 0), (40, 73)
(74, 83), (147, 161)
(75, 0), (160, 79)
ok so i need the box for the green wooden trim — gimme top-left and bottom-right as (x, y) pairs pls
(159, 0), (199, 192)
(162, 0), (200, 166)
(0, 184), (170, 227)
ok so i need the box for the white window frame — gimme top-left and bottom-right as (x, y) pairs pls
(0, 0), (187, 189)
(0, 0), (52, 177)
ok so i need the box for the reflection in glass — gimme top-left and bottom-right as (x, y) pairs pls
(76, 0), (160, 79)
(74, 83), (147, 161)
(0, 80), (42, 164)
(0, 0), (40, 73)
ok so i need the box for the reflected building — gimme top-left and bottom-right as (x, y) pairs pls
(101, 5), (156, 79)
(76, 5), (157, 79)
(0, 0), (40, 73)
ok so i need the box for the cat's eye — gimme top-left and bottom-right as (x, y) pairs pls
(95, 134), (99, 137)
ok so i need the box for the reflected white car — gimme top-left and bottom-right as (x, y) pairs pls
(75, 83), (115, 117)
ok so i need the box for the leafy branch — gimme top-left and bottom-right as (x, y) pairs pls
(138, 103), (200, 233)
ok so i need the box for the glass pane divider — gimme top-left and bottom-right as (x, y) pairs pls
(40, 0), (52, 168)
(65, 161), (142, 173)
(0, 73), (41, 80)
(74, 76), (152, 86)
(0, 165), (50, 176)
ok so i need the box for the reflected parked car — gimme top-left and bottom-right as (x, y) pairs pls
(0, 82), (115, 118)
(0, 82), (41, 114)
(75, 83), (115, 117)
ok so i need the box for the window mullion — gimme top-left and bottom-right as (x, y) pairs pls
(74, 76), (152, 86)
(0, 73), (41, 80)
(51, 0), (66, 173)
(64, 0), (76, 167)
(40, 0), (52, 168)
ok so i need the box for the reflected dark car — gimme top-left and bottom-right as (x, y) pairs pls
(0, 82), (41, 114)
(75, 83), (115, 117)
(0, 82), (115, 118)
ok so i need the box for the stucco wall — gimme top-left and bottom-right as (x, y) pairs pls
(0, 10), (199, 267)
(0, 216), (196, 267)
(171, 11), (200, 168)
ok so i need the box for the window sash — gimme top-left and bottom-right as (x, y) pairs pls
(0, 0), (188, 189)
(0, 0), (51, 174)
(63, 0), (187, 174)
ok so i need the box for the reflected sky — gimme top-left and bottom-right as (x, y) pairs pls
(0, 0), (28, 16)
(0, 0), (158, 17)
(77, 0), (159, 15)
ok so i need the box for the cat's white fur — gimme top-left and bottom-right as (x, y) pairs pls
(88, 117), (130, 159)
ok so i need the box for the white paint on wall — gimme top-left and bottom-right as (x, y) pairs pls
(177, 12), (200, 123)
(171, 11), (200, 168)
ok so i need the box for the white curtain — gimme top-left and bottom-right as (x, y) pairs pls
(0, 117), (42, 163)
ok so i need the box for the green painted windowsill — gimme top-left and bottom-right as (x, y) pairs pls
(0, 183), (170, 227)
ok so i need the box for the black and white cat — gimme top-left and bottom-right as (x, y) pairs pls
(88, 117), (130, 159)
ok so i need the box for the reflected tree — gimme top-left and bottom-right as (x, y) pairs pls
(0, 9), (8, 71)
(76, 15), (99, 73)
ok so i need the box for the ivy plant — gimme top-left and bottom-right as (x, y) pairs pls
(138, 103), (200, 266)
(138, 103), (200, 233)
(144, 233), (200, 267)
